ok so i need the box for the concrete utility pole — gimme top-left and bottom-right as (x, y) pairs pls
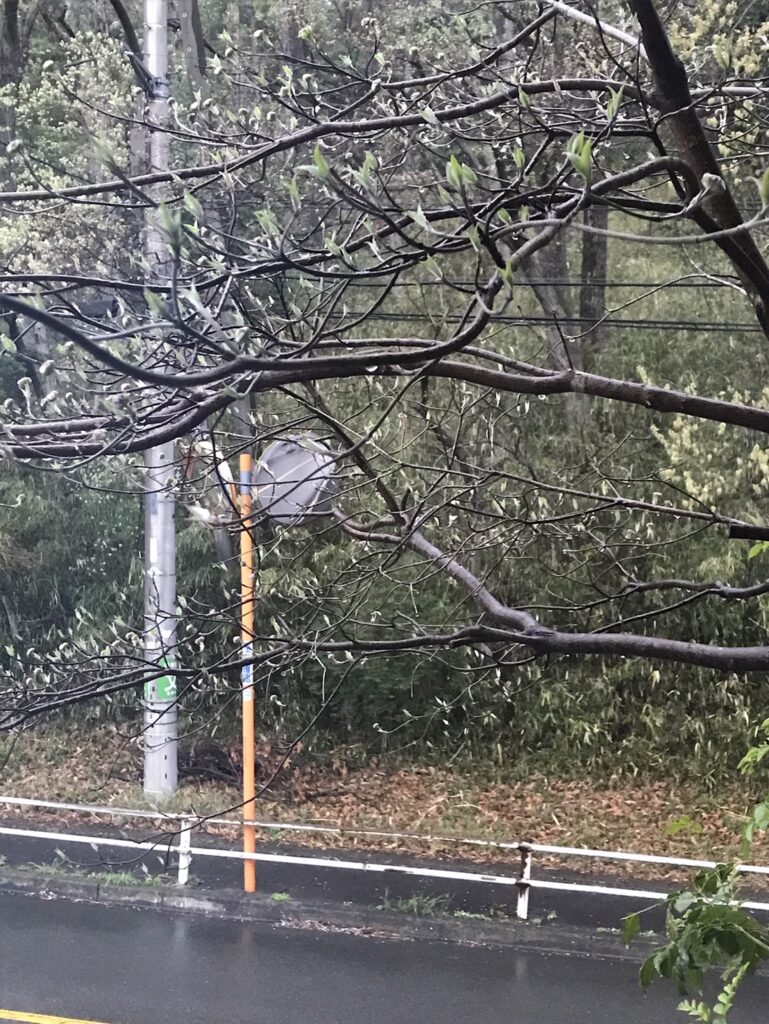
(143, 0), (178, 799)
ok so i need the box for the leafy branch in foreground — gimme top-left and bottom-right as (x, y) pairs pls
(624, 724), (769, 1021)
(628, 865), (769, 1022)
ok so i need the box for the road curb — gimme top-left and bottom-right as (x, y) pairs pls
(0, 865), (659, 960)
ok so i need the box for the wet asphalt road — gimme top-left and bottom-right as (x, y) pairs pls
(3, 890), (768, 1024)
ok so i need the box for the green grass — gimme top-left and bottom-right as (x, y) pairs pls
(16, 856), (170, 887)
(376, 890), (452, 917)
(98, 869), (167, 887)
(25, 860), (63, 878)
(376, 889), (517, 921)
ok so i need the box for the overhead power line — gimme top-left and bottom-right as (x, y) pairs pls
(245, 308), (761, 334)
(340, 278), (742, 290)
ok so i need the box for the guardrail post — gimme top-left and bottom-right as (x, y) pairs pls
(516, 843), (532, 920)
(176, 816), (194, 886)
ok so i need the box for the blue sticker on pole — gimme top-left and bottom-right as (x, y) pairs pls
(242, 642), (253, 699)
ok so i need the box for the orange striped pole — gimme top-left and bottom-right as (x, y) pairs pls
(240, 451), (256, 892)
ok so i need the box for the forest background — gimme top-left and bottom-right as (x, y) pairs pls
(1, 0), (768, 862)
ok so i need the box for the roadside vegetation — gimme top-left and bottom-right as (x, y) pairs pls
(3, 727), (769, 884)
(2, 1), (769, 1019)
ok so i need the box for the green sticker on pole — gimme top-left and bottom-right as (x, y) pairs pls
(155, 674), (178, 701)
(145, 659), (177, 702)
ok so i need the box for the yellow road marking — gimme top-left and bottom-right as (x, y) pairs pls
(0, 1010), (112, 1024)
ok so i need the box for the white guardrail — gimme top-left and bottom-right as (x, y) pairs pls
(1, 794), (769, 920)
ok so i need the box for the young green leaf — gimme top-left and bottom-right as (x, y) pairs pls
(758, 168), (769, 210)
(446, 154), (463, 190)
(144, 288), (166, 316)
(567, 131), (593, 183)
(462, 163), (478, 186)
(287, 176), (301, 211)
(354, 151), (378, 189)
(466, 224), (481, 252)
(313, 143), (330, 181)
(748, 540), (769, 559)
(183, 193), (204, 222)
(713, 37), (733, 70)
(606, 86), (624, 120)
(256, 208), (280, 236)
(622, 911), (641, 945)
(424, 255), (442, 280)
(158, 203), (184, 251)
(408, 206), (430, 231)
(737, 743), (769, 774)
(639, 954), (657, 989)
(499, 257), (515, 295)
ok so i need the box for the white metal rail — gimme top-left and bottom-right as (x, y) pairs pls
(1, 795), (769, 919)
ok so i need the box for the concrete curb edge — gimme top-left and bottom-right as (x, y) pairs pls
(0, 866), (659, 961)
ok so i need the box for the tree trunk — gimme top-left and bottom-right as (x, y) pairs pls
(279, 4), (302, 59)
(0, 1), (23, 185)
(0, 1), (22, 86)
(579, 204), (608, 368)
(174, 0), (206, 93)
(629, 0), (769, 338)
